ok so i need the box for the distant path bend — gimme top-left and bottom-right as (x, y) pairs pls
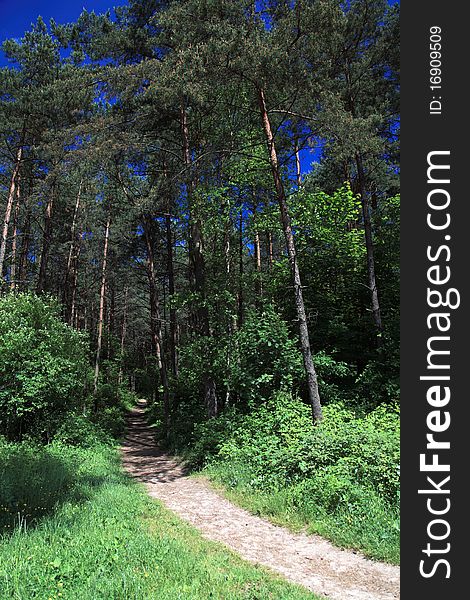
(121, 401), (400, 600)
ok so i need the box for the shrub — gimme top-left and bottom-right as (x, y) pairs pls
(229, 307), (304, 406)
(53, 413), (111, 448)
(194, 393), (400, 507)
(0, 294), (89, 441)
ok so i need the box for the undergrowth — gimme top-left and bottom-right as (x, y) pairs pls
(175, 393), (400, 564)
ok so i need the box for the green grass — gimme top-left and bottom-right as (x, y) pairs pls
(200, 462), (400, 565)
(0, 441), (318, 600)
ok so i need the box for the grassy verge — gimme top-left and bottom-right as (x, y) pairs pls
(199, 466), (399, 565)
(172, 395), (400, 565)
(0, 441), (318, 600)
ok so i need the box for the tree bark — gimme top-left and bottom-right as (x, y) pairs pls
(257, 86), (322, 423)
(344, 60), (383, 340)
(237, 210), (244, 330)
(181, 102), (209, 336)
(18, 204), (31, 291)
(143, 216), (171, 431)
(165, 212), (178, 378)
(70, 253), (81, 328)
(254, 228), (263, 298)
(36, 184), (55, 294)
(0, 146), (22, 284)
(180, 100), (218, 416)
(64, 182), (82, 323)
(295, 137), (302, 188)
(355, 153), (383, 338)
(266, 231), (273, 270)
(118, 286), (129, 386)
(9, 183), (20, 291)
(93, 207), (111, 408)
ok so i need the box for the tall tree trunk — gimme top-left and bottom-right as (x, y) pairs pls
(224, 208), (234, 408)
(9, 182), (20, 291)
(238, 209), (244, 329)
(257, 86), (322, 423)
(118, 286), (129, 386)
(355, 153), (383, 338)
(165, 212), (178, 378)
(254, 228), (263, 298)
(93, 207), (111, 408)
(0, 146), (22, 284)
(18, 205), (31, 290)
(181, 102), (209, 335)
(180, 100), (217, 417)
(107, 282), (115, 360)
(266, 231), (273, 270)
(70, 251), (81, 327)
(36, 184), (55, 294)
(64, 182), (82, 320)
(295, 137), (302, 188)
(344, 60), (383, 340)
(143, 216), (171, 431)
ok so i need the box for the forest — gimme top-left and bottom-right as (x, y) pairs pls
(0, 1), (400, 598)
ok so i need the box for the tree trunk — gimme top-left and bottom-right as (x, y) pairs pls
(181, 101), (209, 335)
(93, 207), (111, 408)
(180, 100), (218, 416)
(257, 86), (322, 423)
(238, 210), (244, 329)
(355, 153), (383, 338)
(344, 60), (383, 340)
(267, 231), (273, 270)
(107, 282), (115, 360)
(18, 205), (31, 290)
(9, 183), (20, 291)
(205, 378), (218, 419)
(295, 137), (302, 188)
(69, 243), (82, 327)
(36, 184), (55, 294)
(118, 286), (129, 386)
(254, 228), (263, 298)
(143, 216), (171, 432)
(165, 213), (178, 378)
(64, 182), (82, 321)
(0, 146), (22, 284)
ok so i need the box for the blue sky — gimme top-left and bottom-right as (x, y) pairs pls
(0, 0), (115, 65)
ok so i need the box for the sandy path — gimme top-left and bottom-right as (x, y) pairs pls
(121, 402), (400, 600)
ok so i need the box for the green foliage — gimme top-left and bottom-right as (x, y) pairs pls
(53, 413), (112, 448)
(229, 306), (304, 406)
(0, 294), (90, 441)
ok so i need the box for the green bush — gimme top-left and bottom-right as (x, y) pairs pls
(53, 413), (111, 448)
(194, 393), (400, 507)
(229, 307), (304, 406)
(0, 294), (90, 441)
(92, 405), (127, 440)
(194, 394), (399, 562)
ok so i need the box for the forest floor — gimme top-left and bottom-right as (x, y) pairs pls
(121, 402), (400, 600)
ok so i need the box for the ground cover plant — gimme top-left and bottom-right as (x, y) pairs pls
(0, 439), (318, 600)
(169, 394), (400, 565)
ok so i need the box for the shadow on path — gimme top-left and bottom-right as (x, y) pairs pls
(122, 401), (188, 484)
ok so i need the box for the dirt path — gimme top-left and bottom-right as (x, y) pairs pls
(121, 402), (400, 600)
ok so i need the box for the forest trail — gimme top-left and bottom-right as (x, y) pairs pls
(121, 401), (400, 600)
